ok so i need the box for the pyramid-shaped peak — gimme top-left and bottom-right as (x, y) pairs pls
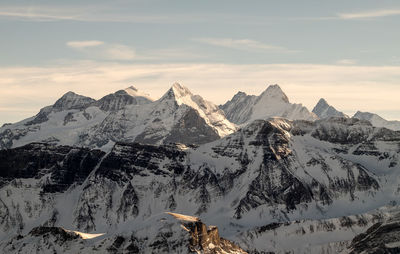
(317, 98), (328, 105)
(161, 83), (193, 101)
(171, 82), (192, 96)
(260, 84), (289, 103)
(313, 98), (347, 119)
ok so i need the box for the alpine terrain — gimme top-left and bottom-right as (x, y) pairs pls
(220, 84), (318, 125)
(0, 84), (399, 253)
(0, 83), (236, 151)
(353, 111), (400, 131)
(312, 98), (348, 119)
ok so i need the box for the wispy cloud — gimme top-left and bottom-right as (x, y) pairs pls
(136, 48), (208, 61)
(66, 41), (135, 61)
(193, 38), (297, 53)
(66, 40), (104, 49)
(336, 59), (357, 65)
(337, 9), (400, 20)
(66, 41), (206, 61)
(0, 5), (189, 23)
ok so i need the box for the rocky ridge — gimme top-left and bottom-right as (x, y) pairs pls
(1, 117), (400, 252)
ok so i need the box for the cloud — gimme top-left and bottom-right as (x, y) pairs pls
(338, 9), (400, 19)
(0, 5), (209, 23)
(336, 59), (357, 65)
(1, 61), (400, 125)
(66, 41), (135, 61)
(66, 40), (104, 49)
(193, 38), (297, 53)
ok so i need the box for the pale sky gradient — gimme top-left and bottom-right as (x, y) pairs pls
(0, 0), (399, 125)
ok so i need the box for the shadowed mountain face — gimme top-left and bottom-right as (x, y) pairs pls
(1, 117), (400, 253)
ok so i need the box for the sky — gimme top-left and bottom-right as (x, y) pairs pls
(0, 0), (400, 125)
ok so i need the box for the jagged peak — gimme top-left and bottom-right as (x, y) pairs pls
(235, 91), (248, 96)
(316, 98), (328, 106)
(312, 98), (347, 119)
(232, 91), (249, 100)
(161, 82), (193, 101)
(259, 84), (289, 103)
(171, 82), (192, 97)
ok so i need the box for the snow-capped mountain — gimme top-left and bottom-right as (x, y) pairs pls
(0, 83), (237, 150)
(94, 86), (154, 111)
(220, 84), (318, 124)
(312, 98), (348, 119)
(1, 117), (400, 253)
(353, 111), (400, 131)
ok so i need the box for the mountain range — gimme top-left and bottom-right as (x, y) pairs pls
(2, 83), (397, 152)
(0, 83), (399, 253)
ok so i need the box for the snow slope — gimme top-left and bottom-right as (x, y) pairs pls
(0, 83), (237, 150)
(220, 84), (318, 125)
(353, 111), (400, 131)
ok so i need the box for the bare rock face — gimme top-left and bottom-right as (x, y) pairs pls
(0, 142), (105, 192)
(348, 211), (400, 254)
(168, 212), (247, 254)
(1, 117), (400, 253)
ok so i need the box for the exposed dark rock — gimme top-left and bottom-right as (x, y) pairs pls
(0, 143), (105, 193)
(29, 226), (79, 243)
(163, 107), (220, 145)
(348, 214), (400, 254)
(168, 212), (247, 254)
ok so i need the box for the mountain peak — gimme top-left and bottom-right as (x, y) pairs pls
(260, 84), (289, 103)
(171, 82), (192, 97)
(220, 84), (317, 124)
(53, 91), (95, 111)
(312, 98), (347, 119)
(316, 98), (328, 106)
(161, 82), (193, 101)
